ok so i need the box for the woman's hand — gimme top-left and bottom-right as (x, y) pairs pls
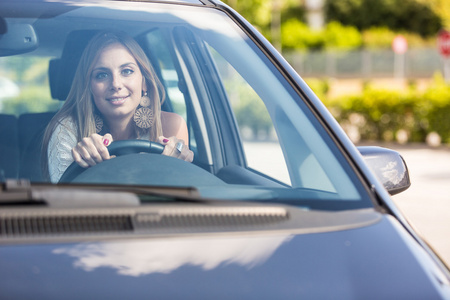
(72, 133), (113, 168)
(158, 136), (194, 162)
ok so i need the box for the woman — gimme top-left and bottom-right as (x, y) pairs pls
(43, 31), (193, 183)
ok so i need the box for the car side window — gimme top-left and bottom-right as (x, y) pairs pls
(144, 29), (187, 120)
(208, 47), (291, 186)
(0, 56), (58, 115)
(144, 29), (202, 155)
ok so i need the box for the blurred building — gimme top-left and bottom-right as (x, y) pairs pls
(304, 0), (325, 30)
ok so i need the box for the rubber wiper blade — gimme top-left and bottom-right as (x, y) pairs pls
(0, 179), (140, 207)
(55, 183), (205, 204)
(1, 180), (206, 207)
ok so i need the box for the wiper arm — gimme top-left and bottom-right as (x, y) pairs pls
(1, 179), (140, 207)
(0, 179), (42, 205)
(1, 179), (208, 207)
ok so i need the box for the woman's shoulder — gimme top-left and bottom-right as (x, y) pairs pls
(161, 111), (184, 121)
(52, 116), (77, 136)
(161, 111), (188, 140)
(161, 111), (186, 128)
(55, 116), (76, 128)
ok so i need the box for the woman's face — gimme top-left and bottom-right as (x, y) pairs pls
(90, 42), (144, 124)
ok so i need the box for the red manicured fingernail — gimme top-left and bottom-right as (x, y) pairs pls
(103, 139), (109, 146)
(163, 138), (169, 143)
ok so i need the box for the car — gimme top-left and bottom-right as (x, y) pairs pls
(0, 0), (449, 299)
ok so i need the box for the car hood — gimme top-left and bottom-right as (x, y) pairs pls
(1, 213), (449, 299)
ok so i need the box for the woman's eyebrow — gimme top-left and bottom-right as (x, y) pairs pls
(120, 62), (138, 68)
(92, 62), (138, 72)
(92, 67), (109, 72)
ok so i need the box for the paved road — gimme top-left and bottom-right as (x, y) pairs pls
(388, 144), (450, 267)
(244, 141), (450, 267)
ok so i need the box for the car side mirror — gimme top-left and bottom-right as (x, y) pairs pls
(358, 146), (411, 195)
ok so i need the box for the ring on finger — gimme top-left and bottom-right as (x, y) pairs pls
(175, 142), (183, 153)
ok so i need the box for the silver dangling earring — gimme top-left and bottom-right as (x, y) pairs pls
(134, 91), (154, 129)
(94, 114), (104, 133)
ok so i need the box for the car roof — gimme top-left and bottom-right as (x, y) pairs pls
(5, 0), (211, 7)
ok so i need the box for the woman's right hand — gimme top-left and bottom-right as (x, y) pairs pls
(72, 133), (113, 168)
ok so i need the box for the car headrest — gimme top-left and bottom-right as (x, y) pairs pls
(49, 30), (98, 100)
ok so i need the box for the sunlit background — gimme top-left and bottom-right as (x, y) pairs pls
(223, 0), (450, 266)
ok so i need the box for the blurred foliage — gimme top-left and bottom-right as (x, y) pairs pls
(426, 0), (450, 29)
(362, 27), (437, 49)
(420, 73), (450, 143)
(2, 57), (48, 84)
(232, 85), (273, 139)
(215, 47), (274, 140)
(323, 21), (362, 49)
(0, 56), (59, 116)
(2, 86), (59, 116)
(281, 19), (323, 50)
(361, 27), (397, 49)
(224, 0), (448, 50)
(282, 20), (362, 50)
(327, 88), (420, 142)
(231, 72), (450, 144)
(222, 0), (279, 37)
(223, 0), (450, 144)
(304, 77), (330, 100)
(325, 0), (443, 38)
(318, 73), (450, 144)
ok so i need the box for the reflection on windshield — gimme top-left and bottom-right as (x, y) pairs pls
(53, 235), (292, 277)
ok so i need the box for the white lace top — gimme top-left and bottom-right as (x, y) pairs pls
(47, 117), (78, 183)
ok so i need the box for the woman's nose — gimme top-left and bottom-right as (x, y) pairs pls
(110, 74), (123, 90)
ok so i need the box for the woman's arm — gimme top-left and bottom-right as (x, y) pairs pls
(159, 111), (193, 162)
(48, 117), (113, 182)
(47, 118), (77, 183)
(161, 111), (189, 142)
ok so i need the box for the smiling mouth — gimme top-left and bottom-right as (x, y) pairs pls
(107, 95), (129, 104)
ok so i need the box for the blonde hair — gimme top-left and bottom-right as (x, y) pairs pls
(42, 30), (165, 178)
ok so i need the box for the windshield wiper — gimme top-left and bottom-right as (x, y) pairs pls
(0, 179), (43, 205)
(0, 179), (140, 207)
(0, 179), (205, 207)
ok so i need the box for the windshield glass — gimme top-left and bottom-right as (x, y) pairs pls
(0, 0), (372, 209)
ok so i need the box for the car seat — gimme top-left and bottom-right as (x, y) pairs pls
(18, 112), (55, 181)
(17, 31), (97, 181)
(0, 114), (19, 179)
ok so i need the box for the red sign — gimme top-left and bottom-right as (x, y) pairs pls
(392, 35), (408, 54)
(438, 30), (450, 57)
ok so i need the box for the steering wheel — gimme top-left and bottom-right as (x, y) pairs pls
(59, 140), (164, 183)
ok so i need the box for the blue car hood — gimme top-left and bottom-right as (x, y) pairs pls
(0, 214), (448, 299)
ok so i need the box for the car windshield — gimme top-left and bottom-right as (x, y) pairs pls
(0, 0), (372, 210)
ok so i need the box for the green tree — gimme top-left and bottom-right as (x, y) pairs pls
(281, 19), (362, 50)
(325, 0), (443, 37)
(323, 21), (362, 49)
(223, 0), (305, 43)
(222, 0), (272, 35)
(281, 19), (323, 50)
(427, 0), (450, 29)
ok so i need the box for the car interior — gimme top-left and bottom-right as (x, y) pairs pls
(0, 1), (377, 210)
(0, 21), (278, 188)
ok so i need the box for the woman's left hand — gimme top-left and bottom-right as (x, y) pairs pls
(158, 136), (194, 162)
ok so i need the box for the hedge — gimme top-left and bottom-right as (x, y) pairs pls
(317, 74), (450, 145)
(233, 74), (450, 145)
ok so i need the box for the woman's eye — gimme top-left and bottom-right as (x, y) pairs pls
(94, 72), (109, 80)
(122, 68), (134, 76)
